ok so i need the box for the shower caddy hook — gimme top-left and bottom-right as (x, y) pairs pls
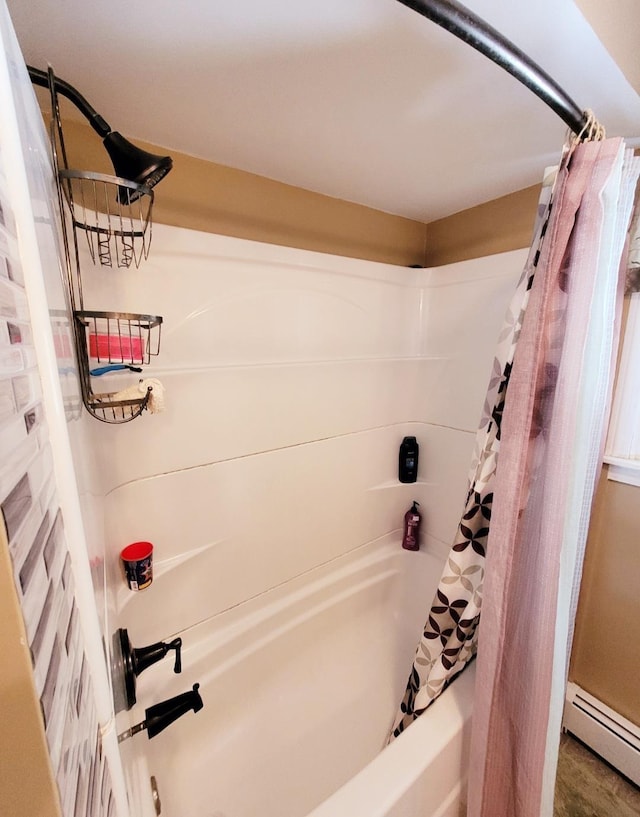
(42, 65), (165, 423)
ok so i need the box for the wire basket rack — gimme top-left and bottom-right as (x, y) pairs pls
(44, 66), (165, 424)
(58, 169), (153, 269)
(74, 311), (163, 424)
(49, 65), (154, 270)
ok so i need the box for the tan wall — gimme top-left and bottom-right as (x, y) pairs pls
(49, 108), (537, 269)
(0, 524), (61, 817)
(424, 184), (540, 266)
(570, 471), (640, 726)
(569, 295), (640, 726)
(54, 115), (428, 268)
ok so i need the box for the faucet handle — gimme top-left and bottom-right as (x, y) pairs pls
(132, 635), (183, 676)
(112, 628), (186, 712)
(168, 637), (182, 673)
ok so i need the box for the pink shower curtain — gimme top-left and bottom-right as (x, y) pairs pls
(390, 130), (639, 816)
(468, 137), (640, 817)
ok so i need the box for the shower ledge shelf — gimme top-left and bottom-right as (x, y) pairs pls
(368, 479), (435, 491)
(118, 539), (228, 609)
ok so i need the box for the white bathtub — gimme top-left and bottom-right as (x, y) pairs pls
(121, 537), (474, 817)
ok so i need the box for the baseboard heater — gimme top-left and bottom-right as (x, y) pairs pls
(563, 682), (640, 787)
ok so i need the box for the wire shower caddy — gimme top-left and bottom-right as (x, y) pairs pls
(58, 169), (153, 269)
(47, 67), (163, 423)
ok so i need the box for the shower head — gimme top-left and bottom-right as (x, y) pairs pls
(102, 132), (173, 202)
(27, 65), (173, 200)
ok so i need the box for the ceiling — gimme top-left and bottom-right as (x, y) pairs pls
(6, 0), (640, 223)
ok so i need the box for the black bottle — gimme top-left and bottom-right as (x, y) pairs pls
(399, 436), (419, 483)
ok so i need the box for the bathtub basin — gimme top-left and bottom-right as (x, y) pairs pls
(121, 536), (473, 817)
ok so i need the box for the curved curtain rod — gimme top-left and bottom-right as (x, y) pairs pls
(396, 0), (590, 135)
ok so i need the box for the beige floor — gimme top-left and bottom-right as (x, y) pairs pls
(554, 733), (640, 816)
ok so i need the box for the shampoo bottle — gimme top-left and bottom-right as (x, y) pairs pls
(398, 436), (419, 483)
(402, 501), (421, 551)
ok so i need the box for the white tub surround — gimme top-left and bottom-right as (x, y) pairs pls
(89, 227), (523, 817)
(79, 227), (524, 648)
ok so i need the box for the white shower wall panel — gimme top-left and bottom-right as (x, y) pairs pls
(80, 226), (424, 638)
(90, 358), (425, 488)
(82, 228), (523, 643)
(416, 249), (528, 432)
(419, 249), (527, 357)
(412, 422), (476, 545)
(80, 225), (422, 368)
(106, 421), (472, 645)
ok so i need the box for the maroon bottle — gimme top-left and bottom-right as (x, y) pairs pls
(402, 501), (421, 551)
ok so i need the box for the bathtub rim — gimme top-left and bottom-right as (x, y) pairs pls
(305, 661), (475, 817)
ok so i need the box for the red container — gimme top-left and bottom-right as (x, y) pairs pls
(121, 541), (153, 591)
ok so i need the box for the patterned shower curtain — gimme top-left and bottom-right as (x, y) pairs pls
(391, 133), (640, 817)
(390, 169), (556, 738)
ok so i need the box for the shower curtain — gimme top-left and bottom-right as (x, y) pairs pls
(469, 138), (639, 817)
(390, 169), (556, 739)
(392, 134), (640, 817)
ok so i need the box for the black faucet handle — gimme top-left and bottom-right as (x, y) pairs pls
(114, 628), (187, 713)
(131, 634), (183, 677)
(168, 637), (182, 673)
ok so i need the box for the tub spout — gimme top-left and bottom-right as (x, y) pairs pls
(146, 683), (203, 739)
(118, 683), (204, 743)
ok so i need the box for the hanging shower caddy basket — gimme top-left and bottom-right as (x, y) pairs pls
(74, 311), (163, 423)
(46, 67), (164, 423)
(58, 169), (153, 269)
(47, 65), (155, 270)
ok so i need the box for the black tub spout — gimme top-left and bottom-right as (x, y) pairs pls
(145, 683), (203, 739)
(118, 684), (204, 743)
(145, 684), (204, 739)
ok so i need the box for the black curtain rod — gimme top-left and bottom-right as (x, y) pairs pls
(396, 0), (589, 135)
